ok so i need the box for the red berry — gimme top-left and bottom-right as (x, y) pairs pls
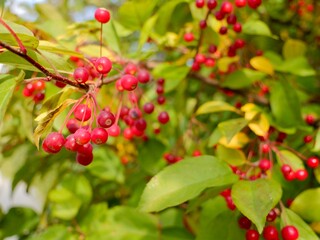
(305, 114), (315, 125)
(124, 63), (137, 75)
(207, 0), (218, 9)
(208, 44), (217, 53)
(77, 142), (93, 155)
(164, 153), (177, 164)
(76, 152), (93, 166)
(22, 87), (33, 97)
(233, 22), (242, 32)
(66, 119), (80, 133)
(97, 110), (115, 128)
(158, 111), (170, 124)
(33, 80), (46, 91)
(107, 124), (121, 137)
(74, 128), (91, 145)
(143, 102), (155, 114)
(33, 92), (45, 103)
(95, 57), (112, 74)
(215, 11), (225, 20)
(248, 0), (262, 9)
(137, 69), (150, 83)
(259, 159), (272, 171)
(246, 229), (259, 240)
(157, 95), (166, 105)
(303, 135), (313, 143)
(64, 134), (80, 152)
(238, 216), (252, 229)
(266, 209), (278, 222)
(156, 85), (164, 95)
(281, 164), (292, 175)
(195, 53), (206, 64)
(199, 20), (207, 29)
(134, 118), (147, 131)
(91, 127), (108, 144)
(227, 14), (237, 25)
(121, 74), (138, 91)
(295, 169), (308, 181)
(205, 57), (215, 67)
(195, 0), (205, 8)
(157, 78), (165, 85)
(94, 8), (110, 24)
(184, 33), (194, 42)
(284, 171), (296, 181)
(261, 143), (270, 153)
(129, 107), (142, 119)
(236, 0), (246, 8)
(281, 226), (299, 240)
(221, 1), (233, 14)
(42, 132), (65, 154)
(307, 157), (320, 168)
(256, 50), (264, 56)
(192, 150), (202, 156)
(73, 67), (90, 83)
(262, 225), (279, 240)
(74, 104), (91, 121)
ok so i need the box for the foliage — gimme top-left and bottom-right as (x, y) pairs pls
(0, 0), (319, 239)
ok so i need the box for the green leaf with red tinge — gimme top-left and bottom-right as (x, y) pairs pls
(231, 179), (282, 233)
(139, 155), (238, 212)
(280, 208), (318, 240)
(33, 99), (76, 149)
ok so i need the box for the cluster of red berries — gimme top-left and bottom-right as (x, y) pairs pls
(22, 80), (46, 103)
(220, 188), (236, 210)
(289, 0), (314, 15)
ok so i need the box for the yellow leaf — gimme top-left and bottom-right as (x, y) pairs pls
(34, 99), (77, 149)
(250, 56), (274, 75)
(248, 113), (270, 136)
(219, 132), (249, 149)
(217, 56), (239, 72)
(196, 101), (241, 115)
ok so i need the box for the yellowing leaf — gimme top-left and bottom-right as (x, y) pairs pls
(217, 56), (239, 72)
(248, 113), (270, 137)
(34, 99), (76, 149)
(250, 56), (274, 76)
(283, 39), (306, 60)
(219, 132), (249, 149)
(196, 101), (241, 115)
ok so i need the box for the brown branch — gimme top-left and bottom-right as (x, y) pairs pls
(0, 41), (89, 91)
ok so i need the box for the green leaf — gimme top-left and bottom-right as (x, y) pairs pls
(276, 57), (316, 77)
(162, 227), (194, 240)
(218, 118), (249, 143)
(33, 99), (76, 149)
(208, 128), (222, 147)
(139, 155), (238, 212)
(0, 20), (39, 48)
(103, 20), (121, 54)
(197, 208), (245, 240)
(283, 39), (307, 60)
(0, 71), (24, 125)
(26, 225), (76, 240)
(137, 138), (166, 175)
(38, 40), (83, 58)
(243, 20), (273, 37)
(138, 14), (158, 50)
(313, 128), (320, 152)
(231, 179), (282, 233)
(152, 63), (189, 92)
(196, 101), (241, 115)
(216, 145), (246, 166)
(222, 69), (266, 89)
(87, 147), (125, 183)
(275, 150), (305, 171)
(0, 49), (74, 74)
(290, 188), (320, 222)
(0, 207), (39, 238)
(281, 208), (318, 240)
(270, 78), (303, 128)
(118, 0), (158, 31)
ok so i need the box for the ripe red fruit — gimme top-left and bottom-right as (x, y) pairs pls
(215, 11), (225, 20)
(305, 114), (315, 125)
(199, 20), (207, 29)
(284, 171), (296, 181)
(120, 74), (138, 91)
(195, 0), (205, 8)
(124, 63), (137, 75)
(248, 0), (262, 9)
(74, 128), (91, 145)
(235, 0), (246, 7)
(262, 225), (279, 240)
(261, 143), (270, 153)
(238, 216), (252, 229)
(207, 0), (218, 9)
(97, 110), (115, 128)
(295, 169), (308, 181)
(266, 209), (278, 222)
(129, 107), (142, 119)
(306, 157), (320, 168)
(73, 67), (90, 83)
(233, 22), (242, 32)
(158, 111), (170, 124)
(95, 57), (112, 74)
(94, 8), (110, 24)
(76, 152), (93, 166)
(77, 142), (93, 155)
(33, 92), (45, 103)
(303, 135), (313, 143)
(143, 103), (155, 114)
(157, 95), (166, 105)
(281, 164), (292, 175)
(64, 134), (79, 152)
(221, 1), (233, 14)
(42, 132), (65, 154)
(208, 44), (217, 53)
(137, 69), (150, 83)
(227, 14), (237, 25)
(157, 78), (165, 85)
(107, 124), (121, 137)
(74, 104), (92, 121)
(195, 53), (206, 64)
(259, 159), (272, 171)
(281, 226), (299, 240)
(134, 118), (147, 131)
(91, 127), (108, 144)
(184, 32), (194, 42)
(66, 119), (80, 134)
(33, 80), (46, 91)
(192, 150), (202, 156)
(246, 229), (259, 240)
(156, 85), (164, 95)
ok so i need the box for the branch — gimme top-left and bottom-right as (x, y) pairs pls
(0, 41), (89, 91)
